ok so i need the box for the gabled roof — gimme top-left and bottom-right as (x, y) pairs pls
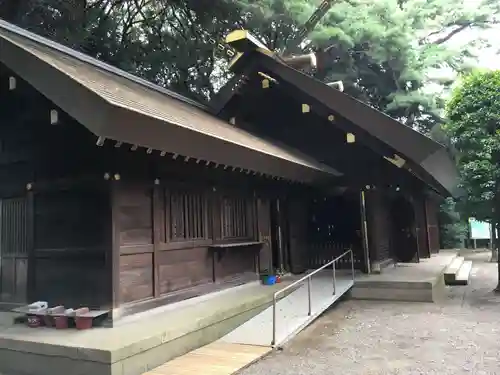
(0, 19), (341, 184)
(211, 31), (459, 196)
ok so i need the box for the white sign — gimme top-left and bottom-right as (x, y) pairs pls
(469, 218), (491, 239)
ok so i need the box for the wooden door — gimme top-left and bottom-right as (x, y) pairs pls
(257, 198), (272, 273)
(0, 196), (30, 304)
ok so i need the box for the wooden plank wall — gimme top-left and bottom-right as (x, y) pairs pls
(0, 64), (110, 308)
(33, 187), (109, 308)
(114, 183), (261, 305)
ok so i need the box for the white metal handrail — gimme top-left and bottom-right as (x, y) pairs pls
(271, 248), (355, 346)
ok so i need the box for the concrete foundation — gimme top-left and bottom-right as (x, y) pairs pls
(351, 251), (457, 303)
(0, 280), (296, 375)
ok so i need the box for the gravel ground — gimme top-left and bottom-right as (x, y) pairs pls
(239, 251), (500, 375)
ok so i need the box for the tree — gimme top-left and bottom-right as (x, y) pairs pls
(439, 197), (467, 249)
(444, 70), (500, 289)
(1, 0), (498, 114)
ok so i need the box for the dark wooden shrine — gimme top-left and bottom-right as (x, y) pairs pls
(214, 30), (457, 272)
(0, 22), (457, 321)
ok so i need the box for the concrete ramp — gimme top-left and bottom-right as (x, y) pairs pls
(219, 271), (354, 348)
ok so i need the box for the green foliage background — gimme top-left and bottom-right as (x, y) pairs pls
(1, 0), (500, 247)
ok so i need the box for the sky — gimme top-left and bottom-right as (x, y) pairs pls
(453, 25), (500, 70)
(425, 23), (499, 96)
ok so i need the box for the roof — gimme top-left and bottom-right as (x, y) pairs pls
(0, 19), (340, 183)
(212, 31), (459, 196)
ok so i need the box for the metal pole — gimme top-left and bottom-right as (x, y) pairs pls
(332, 263), (336, 295)
(307, 277), (312, 316)
(351, 249), (355, 281)
(272, 295), (277, 346)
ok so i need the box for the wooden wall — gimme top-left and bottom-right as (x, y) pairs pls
(114, 181), (265, 305)
(0, 64), (110, 308)
(33, 187), (109, 308)
(0, 63), (309, 313)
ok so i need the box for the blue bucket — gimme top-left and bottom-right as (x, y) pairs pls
(262, 275), (277, 285)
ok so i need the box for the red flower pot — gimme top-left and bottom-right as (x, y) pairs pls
(54, 316), (68, 329)
(75, 316), (93, 330)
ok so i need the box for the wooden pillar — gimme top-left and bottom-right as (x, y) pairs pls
(152, 184), (162, 298)
(425, 197), (440, 254)
(108, 182), (121, 312)
(257, 197), (272, 273)
(365, 189), (392, 271)
(413, 193), (431, 258)
(26, 190), (36, 302)
(359, 190), (371, 273)
(288, 198), (307, 274)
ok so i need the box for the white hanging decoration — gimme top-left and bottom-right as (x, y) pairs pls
(50, 109), (59, 125)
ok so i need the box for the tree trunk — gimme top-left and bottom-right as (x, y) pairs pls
(496, 221), (500, 293)
(494, 194), (500, 293)
(491, 218), (498, 262)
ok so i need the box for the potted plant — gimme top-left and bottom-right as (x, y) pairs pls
(275, 268), (286, 283)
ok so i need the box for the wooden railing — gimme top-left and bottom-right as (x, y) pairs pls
(307, 241), (363, 269)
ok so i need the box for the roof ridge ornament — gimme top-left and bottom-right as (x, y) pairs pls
(225, 30), (318, 71)
(327, 80), (344, 92)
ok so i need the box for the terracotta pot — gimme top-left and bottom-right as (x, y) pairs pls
(75, 316), (93, 330)
(54, 316), (68, 329)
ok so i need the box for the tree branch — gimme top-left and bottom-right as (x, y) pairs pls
(431, 23), (473, 45)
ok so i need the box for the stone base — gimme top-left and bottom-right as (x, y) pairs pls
(0, 281), (296, 375)
(351, 278), (444, 303)
(351, 251), (457, 303)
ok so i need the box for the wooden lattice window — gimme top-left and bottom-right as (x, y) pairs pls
(0, 197), (28, 255)
(169, 191), (207, 241)
(221, 196), (252, 239)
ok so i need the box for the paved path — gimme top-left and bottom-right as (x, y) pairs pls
(238, 251), (500, 375)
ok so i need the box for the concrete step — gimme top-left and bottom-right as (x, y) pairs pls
(444, 256), (465, 284)
(450, 261), (473, 286)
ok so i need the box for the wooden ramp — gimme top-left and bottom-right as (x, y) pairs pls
(143, 342), (271, 375)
